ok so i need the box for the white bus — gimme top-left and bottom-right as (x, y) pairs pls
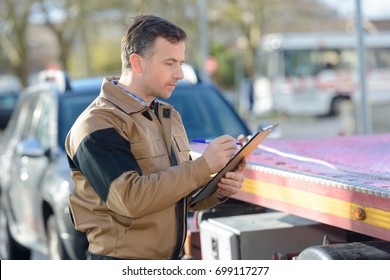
(252, 32), (390, 116)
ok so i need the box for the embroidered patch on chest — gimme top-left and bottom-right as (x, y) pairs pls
(163, 108), (171, 118)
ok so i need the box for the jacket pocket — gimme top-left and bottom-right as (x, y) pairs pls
(131, 138), (170, 173)
(173, 135), (190, 162)
(131, 138), (165, 159)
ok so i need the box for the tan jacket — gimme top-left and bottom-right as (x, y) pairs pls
(65, 77), (223, 259)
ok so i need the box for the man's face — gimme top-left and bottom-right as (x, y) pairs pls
(140, 37), (185, 102)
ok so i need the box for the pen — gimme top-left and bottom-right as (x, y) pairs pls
(192, 139), (243, 146)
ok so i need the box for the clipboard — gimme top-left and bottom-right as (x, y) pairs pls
(189, 123), (279, 207)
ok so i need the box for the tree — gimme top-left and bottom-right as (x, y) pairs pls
(0, 0), (36, 86)
(207, 0), (345, 81)
(0, 0), (347, 88)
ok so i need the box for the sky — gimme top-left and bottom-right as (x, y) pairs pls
(322, 0), (390, 20)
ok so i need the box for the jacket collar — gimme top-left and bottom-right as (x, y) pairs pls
(100, 77), (147, 114)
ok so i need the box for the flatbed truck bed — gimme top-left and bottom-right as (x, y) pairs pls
(189, 133), (390, 259)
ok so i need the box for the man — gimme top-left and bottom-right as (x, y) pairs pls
(65, 14), (246, 260)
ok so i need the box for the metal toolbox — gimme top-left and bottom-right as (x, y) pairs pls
(199, 211), (347, 260)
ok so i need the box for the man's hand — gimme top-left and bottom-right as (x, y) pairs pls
(215, 158), (246, 198)
(202, 135), (239, 174)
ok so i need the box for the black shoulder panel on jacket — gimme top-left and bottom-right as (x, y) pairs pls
(67, 154), (78, 171)
(72, 127), (142, 202)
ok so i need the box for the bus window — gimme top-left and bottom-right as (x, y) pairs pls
(252, 32), (390, 117)
(368, 48), (390, 68)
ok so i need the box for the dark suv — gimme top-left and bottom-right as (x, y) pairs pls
(0, 67), (251, 259)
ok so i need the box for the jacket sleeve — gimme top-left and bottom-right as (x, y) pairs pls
(188, 193), (228, 212)
(68, 125), (212, 218)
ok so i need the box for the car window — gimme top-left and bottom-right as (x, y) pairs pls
(33, 93), (53, 151)
(0, 94), (30, 152)
(0, 91), (49, 158)
(21, 91), (53, 142)
(4, 93), (40, 144)
(58, 94), (98, 149)
(57, 78), (101, 150)
(164, 84), (250, 140)
(0, 94), (19, 110)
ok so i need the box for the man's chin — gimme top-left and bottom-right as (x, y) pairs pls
(162, 91), (174, 99)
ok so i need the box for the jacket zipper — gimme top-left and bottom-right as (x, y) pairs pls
(153, 104), (186, 259)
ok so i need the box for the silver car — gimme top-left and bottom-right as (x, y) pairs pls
(0, 76), (102, 259)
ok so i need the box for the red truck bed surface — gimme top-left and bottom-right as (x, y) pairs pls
(190, 133), (390, 241)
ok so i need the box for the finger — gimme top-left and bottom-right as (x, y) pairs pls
(218, 176), (243, 192)
(218, 184), (240, 196)
(237, 134), (248, 144)
(216, 185), (238, 197)
(235, 158), (247, 172)
(212, 135), (239, 150)
(220, 141), (239, 153)
(214, 134), (236, 144)
(223, 171), (244, 183)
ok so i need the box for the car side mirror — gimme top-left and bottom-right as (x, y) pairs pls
(17, 138), (46, 157)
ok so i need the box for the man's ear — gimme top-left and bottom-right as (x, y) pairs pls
(129, 53), (144, 73)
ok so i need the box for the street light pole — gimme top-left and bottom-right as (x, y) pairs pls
(198, 0), (209, 81)
(355, 0), (371, 134)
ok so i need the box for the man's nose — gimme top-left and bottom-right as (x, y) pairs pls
(174, 65), (184, 80)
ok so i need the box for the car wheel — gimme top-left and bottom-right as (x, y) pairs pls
(0, 199), (31, 259)
(46, 214), (69, 260)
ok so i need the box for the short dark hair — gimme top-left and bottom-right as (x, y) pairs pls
(121, 15), (187, 71)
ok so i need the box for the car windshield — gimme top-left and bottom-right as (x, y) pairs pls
(163, 83), (250, 141)
(58, 94), (97, 149)
(58, 78), (102, 149)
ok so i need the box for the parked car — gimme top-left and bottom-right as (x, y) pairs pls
(0, 75), (102, 260)
(0, 74), (22, 130)
(0, 67), (253, 259)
